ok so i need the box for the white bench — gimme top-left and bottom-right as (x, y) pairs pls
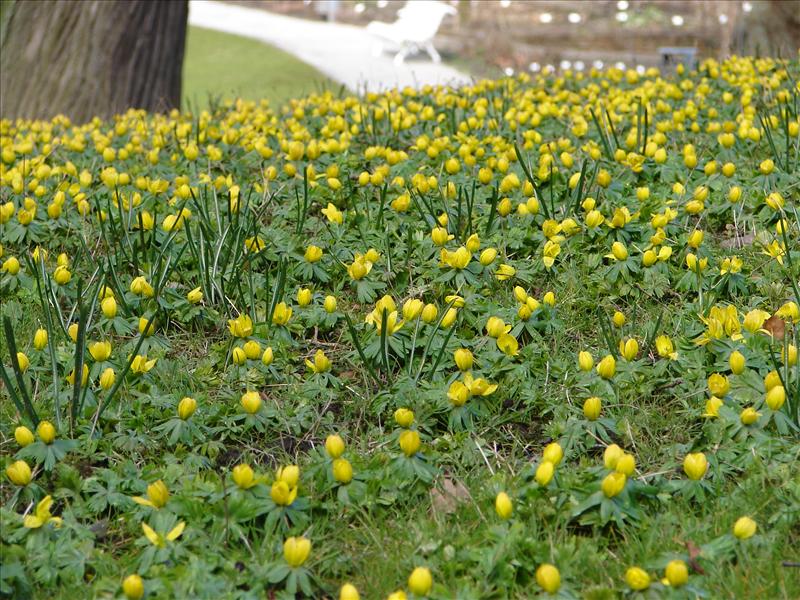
(367, 1), (456, 65)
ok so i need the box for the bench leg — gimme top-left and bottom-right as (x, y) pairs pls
(424, 41), (442, 64)
(393, 44), (412, 66)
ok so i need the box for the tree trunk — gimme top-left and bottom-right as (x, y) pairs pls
(0, 0), (188, 123)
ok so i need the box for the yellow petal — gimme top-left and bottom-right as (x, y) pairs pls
(142, 522), (161, 546)
(24, 515), (44, 528)
(167, 521), (186, 541)
(132, 496), (156, 508)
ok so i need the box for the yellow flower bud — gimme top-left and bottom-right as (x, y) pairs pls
(340, 583), (360, 600)
(596, 354), (616, 379)
(399, 429), (421, 456)
(407, 567), (432, 596)
(232, 464), (256, 489)
(583, 396), (601, 420)
(665, 560), (688, 587)
(535, 461), (554, 486)
(733, 516), (757, 539)
(625, 566), (650, 590)
(683, 452), (708, 480)
(178, 397), (197, 420)
(612, 311), (626, 327)
(536, 563), (561, 594)
(324, 295), (337, 313)
(740, 406), (760, 425)
(766, 385), (785, 411)
(37, 420), (56, 444)
(332, 458), (353, 484)
(187, 287), (203, 304)
(240, 391), (261, 414)
(325, 434), (345, 458)
(394, 408), (414, 428)
(6, 460), (32, 486)
(616, 453), (636, 476)
(15, 426), (35, 447)
(262, 347), (274, 366)
(495, 491), (513, 519)
(283, 536), (311, 567)
(33, 328), (48, 350)
(578, 351), (594, 372)
(297, 287), (312, 307)
(100, 367), (116, 390)
(101, 296), (117, 318)
(122, 574), (144, 600)
(454, 348), (474, 371)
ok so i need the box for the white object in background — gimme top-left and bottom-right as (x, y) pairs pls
(367, 1), (457, 65)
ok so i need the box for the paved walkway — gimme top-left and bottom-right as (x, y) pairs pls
(188, 1), (472, 93)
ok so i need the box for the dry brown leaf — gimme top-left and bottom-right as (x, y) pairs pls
(430, 476), (470, 516)
(763, 315), (785, 341)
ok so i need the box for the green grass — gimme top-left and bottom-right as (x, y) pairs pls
(182, 26), (335, 110)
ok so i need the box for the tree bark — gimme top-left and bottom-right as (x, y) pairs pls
(0, 0), (188, 123)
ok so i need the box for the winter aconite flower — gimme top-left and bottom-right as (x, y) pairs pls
(399, 430), (421, 456)
(142, 521), (185, 548)
(535, 564), (561, 594)
(602, 471), (626, 498)
(37, 421), (56, 444)
(23, 495), (62, 528)
(122, 574), (144, 600)
(241, 391), (262, 414)
(15, 426), (34, 447)
(495, 491), (512, 519)
(407, 567), (432, 596)
(596, 354), (616, 379)
(284, 536), (311, 567)
(133, 480), (169, 509)
(6, 460), (32, 486)
(325, 434), (345, 458)
(306, 349), (331, 373)
(733, 516), (757, 539)
(583, 396), (601, 420)
(683, 452), (708, 480)
(228, 314), (253, 338)
(625, 566), (650, 590)
(664, 560), (688, 587)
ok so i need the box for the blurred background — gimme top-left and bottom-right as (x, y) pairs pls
(2, 0), (798, 122)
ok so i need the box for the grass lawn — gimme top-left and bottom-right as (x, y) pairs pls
(182, 26), (335, 111)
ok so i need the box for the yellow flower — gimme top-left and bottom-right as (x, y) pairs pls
(232, 464), (256, 489)
(607, 241), (628, 261)
(703, 396), (724, 418)
(243, 340), (261, 360)
(495, 491), (513, 519)
(394, 408), (414, 427)
(333, 458), (353, 484)
(619, 337), (638, 361)
(742, 309), (770, 333)
(707, 373), (730, 397)
(447, 381), (470, 407)
(602, 471), (626, 497)
(625, 566), (650, 591)
(324, 295), (337, 313)
(304, 245), (323, 263)
(325, 434), (345, 458)
(100, 367), (116, 390)
(186, 287), (203, 304)
(272, 302), (292, 325)
(399, 429), (421, 456)
(535, 563), (561, 594)
(36, 420), (56, 444)
(141, 521), (185, 548)
(442, 246), (471, 270)
(321, 202), (343, 224)
(596, 354), (616, 379)
(496, 333), (519, 356)
(664, 559), (688, 587)
(402, 299), (424, 320)
(277, 465), (300, 487)
(583, 396), (601, 420)
(297, 287), (312, 307)
(23, 495), (62, 529)
(130, 355), (156, 374)
(270, 480), (298, 506)
(766, 385), (785, 411)
(577, 351), (594, 371)
(340, 583), (360, 600)
(33, 328), (48, 350)
(6, 460), (32, 486)
(683, 452), (708, 480)
(407, 567), (432, 596)
(542, 240), (561, 269)
(122, 574), (144, 600)
(228, 314), (253, 337)
(347, 254), (373, 280)
(15, 426), (34, 447)
(495, 263), (516, 281)
(655, 335), (678, 360)
(240, 391), (262, 414)
(535, 461), (554, 486)
(89, 340), (112, 361)
(132, 480), (169, 509)
(283, 536), (311, 567)
(740, 406), (760, 425)
(262, 347), (274, 366)
(454, 348), (474, 371)
(306, 349), (331, 373)
(733, 516), (757, 539)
